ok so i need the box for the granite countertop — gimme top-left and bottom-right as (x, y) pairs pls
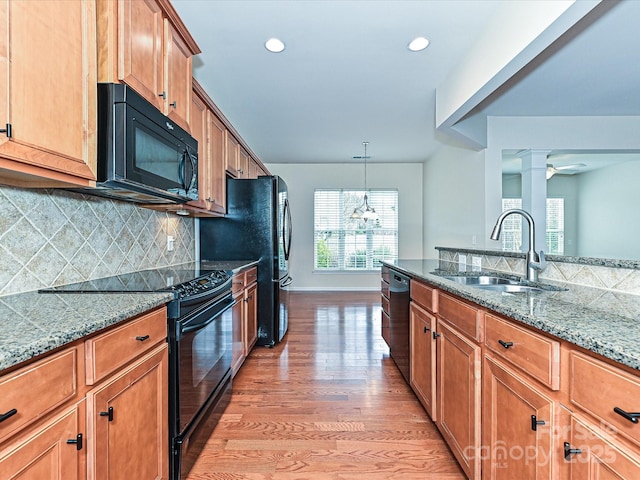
(0, 291), (174, 372)
(200, 259), (259, 274)
(0, 260), (260, 374)
(385, 259), (640, 372)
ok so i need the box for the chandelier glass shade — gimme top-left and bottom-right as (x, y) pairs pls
(350, 142), (378, 222)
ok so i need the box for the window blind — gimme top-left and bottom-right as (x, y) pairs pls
(314, 189), (398, 271)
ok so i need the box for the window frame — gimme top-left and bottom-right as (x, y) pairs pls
(314, 188), (398, 272)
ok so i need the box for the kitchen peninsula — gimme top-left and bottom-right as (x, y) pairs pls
(383, 257), (640, 479)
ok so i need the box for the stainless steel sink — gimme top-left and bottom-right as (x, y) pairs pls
(438, 274), (565, 293)
(475, 284), (543, 293)
(439, 275), (519, 286)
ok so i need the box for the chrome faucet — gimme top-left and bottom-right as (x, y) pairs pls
(490, 208), (547, 282)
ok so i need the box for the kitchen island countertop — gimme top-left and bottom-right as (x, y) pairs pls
(385, 259), (640, 372)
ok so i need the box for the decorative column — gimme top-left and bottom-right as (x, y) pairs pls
(518, 149), (550, 253)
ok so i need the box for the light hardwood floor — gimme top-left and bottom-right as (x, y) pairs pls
(186, 291), (464, 479)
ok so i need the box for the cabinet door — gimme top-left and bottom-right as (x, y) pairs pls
(87, 344), (168, 480)
(207, 112), (227, 214)
(410, 302), (437, 421)
(188, 89), (210, 211)
(566, 415), (640, 480)
(164, 20), (192, 131)
(483, 355), (556, 480)
(225, 132), (240, 177)
(244, 282), (258, 354)
(0, 401), (85, 480)
(436, 319), (482, 480)
(238, 147), (250, 178)
(115, 0), (164, 111)
(231, 289), (245, 377)
(0, 0), (97, 186)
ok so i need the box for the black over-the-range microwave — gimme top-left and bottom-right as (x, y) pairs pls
(74, 83), (198, 204)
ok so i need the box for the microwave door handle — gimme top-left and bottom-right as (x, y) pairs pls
(187, 150), (197, 193)
(178, 150), (186, 191)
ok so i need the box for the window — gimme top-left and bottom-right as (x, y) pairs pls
(314, 189), (398, 271)
(501, 198), (565, 254)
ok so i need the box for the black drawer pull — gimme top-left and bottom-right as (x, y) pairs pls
(433, 332), (440, 339)
(531, 415), (546, 431)
(135, 335), (150, 342)
(498, 339), (514, 349)
(100, 406), (114, 422)
(613, 407), (640, 424)
(564, 442), (582, 460)
(0, 408), (17, 423)
(423, 326), (430, 333)
(67, 433), (83, 450)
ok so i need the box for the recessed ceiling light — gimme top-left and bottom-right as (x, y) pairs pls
(265, 38), (285, 53)
(408, 37), (430, 52)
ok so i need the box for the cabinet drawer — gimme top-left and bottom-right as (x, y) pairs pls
(232, 273), (245, 294)
(245, 266), (258, 285)
(85, 307), (167, 385)
(569, 351), (640, 449)
(0, 347), (80, 443)
(438, 292), (483, 342)
(381, 279), (389, 298)
(381, 294), (389, 316)
(485, 313), (560, 390)
(410, 279), (438, 313)
(381, 265), (390, 284)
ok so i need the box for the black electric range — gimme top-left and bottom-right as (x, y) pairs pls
(41, 264), (232, 319)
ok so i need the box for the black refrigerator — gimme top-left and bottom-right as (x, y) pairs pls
(200, 175), (292, 346)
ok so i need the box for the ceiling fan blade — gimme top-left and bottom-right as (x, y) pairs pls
(554, 163), (587, 171)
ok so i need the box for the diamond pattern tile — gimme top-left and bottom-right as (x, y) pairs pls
(440, 249), (640, 295)
(0, 186), (195, 296)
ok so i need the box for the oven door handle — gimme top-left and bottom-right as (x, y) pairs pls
(180, 298), (234, 335)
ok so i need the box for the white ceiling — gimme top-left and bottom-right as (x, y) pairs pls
(172, 0), (640, 166)
(172, 0), (502, 163)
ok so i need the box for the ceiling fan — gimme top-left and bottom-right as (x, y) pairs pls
(546, 162), (587, 179)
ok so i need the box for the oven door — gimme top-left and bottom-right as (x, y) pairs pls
(171, 293), (233, 434)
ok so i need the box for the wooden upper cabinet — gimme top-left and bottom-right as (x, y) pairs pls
(0, 0), (97, 188)
(164, 20), (193, 130)
(225, 132), (240, 177)
(183, 81), (225, 216)
(97, 0), (200, 131)
(238, 147), (250, 178)
(207, 111), (227, 214)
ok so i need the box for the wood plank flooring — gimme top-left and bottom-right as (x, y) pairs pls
(186, 291), (465, 479)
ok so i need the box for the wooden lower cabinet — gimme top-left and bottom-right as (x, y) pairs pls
(436, 319), (482, 480)
(409, 302), (437, 421)
(87, 343), (168, 480)
(231, 266), (259, 376)
(482, 355), (557, 480)
(0, 400), (86, 480)
(564, 413), (640, 479)
(244, 281), (258, 353)
(231, 288), (245, 376)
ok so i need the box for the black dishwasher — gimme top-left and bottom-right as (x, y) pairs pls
(389, 270), (410, 383)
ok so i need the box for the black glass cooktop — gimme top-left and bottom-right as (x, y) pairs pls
(41, 264), (227, 294)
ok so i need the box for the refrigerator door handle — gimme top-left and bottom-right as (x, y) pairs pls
(283, 198), (292, 261)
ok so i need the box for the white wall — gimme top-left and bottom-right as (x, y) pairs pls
(577, 161), (640, 259)
(423, 145), (487, 256)
(265, 163), (423, 291)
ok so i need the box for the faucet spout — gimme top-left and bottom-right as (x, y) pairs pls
(490, 208), (546, 282)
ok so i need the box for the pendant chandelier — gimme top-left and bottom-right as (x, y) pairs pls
(350, 141), (378, 222)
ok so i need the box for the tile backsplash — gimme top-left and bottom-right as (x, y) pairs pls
(0, 185), (195, 296)
(437, 247), (640, 295)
